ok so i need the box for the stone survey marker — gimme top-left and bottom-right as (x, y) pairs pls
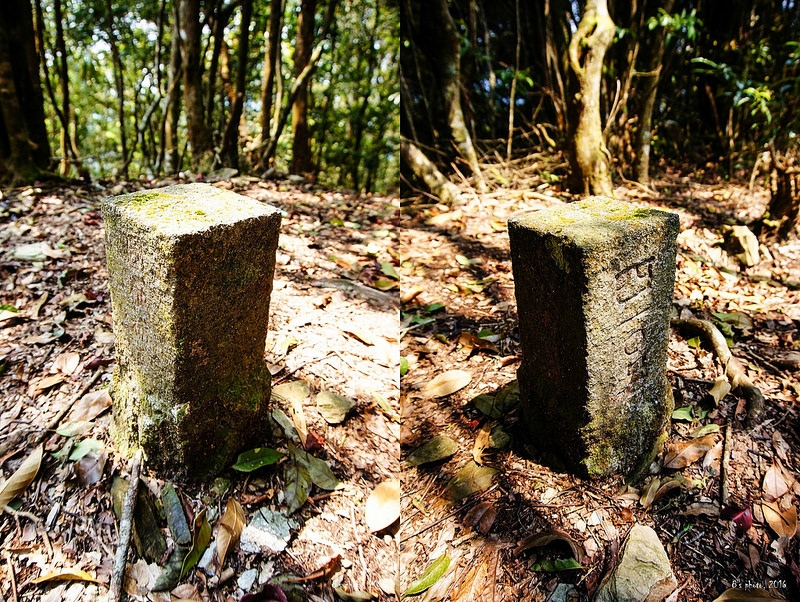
(509, 197), (679, 476)
(102, 183), (281, 479)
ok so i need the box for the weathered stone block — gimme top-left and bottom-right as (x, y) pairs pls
(508, 197), (679, 477)
(102, 183), (281, 480)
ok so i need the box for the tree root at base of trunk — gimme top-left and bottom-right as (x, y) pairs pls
(671, 317), (765, 427)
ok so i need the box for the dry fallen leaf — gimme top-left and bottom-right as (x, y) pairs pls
(762, 464), (789, 501)
(472, 422), (492, 466)
(707, 374), (731, 405)
(53, 351), (81, 376)
(462, 501), (496, 534)
(30, 567), (101, 585)
(513, 528), (582, 561)
(664, 434), (716, 469)
(273, 381), (310, 447)
(365, 478), (400, 532)
(0, 444), (44, 512)
(342, 326), (375, 346)
(421, 370), (471, 399)
(68, 389), (112, 422)
(761, 501), (797, 539)
(216, 498), (245, 568)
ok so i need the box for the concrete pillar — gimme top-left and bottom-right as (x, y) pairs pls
(102, 183), (281, 479)
(508, 197), (679, 476)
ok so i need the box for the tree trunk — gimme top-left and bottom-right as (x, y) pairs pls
(102, 0), (128, 179)
(220, 0), (253, 168)
(179, 0), (215, 172)
(568, 0), (615, 196)
(349, 0), (379, 190)
(401, 138), (461, 204)
(162, 0), (182, 174)
(635, 0), (675, 185)
(431, 0), (485, 191)
(760, 148), (800, 240)
(258, 0), (284, 152)
(290, 0), (317, 175)
(0, 0), (50, 184)
(54, 0), (75, 176)
(259, 0), (337, 170)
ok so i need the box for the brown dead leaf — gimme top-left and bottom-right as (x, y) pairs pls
(462, 501), (497, 535)
(772, 431), (791, 463)
(713, 587), (785, 600)
(761, 501), (797, 539)
(67, 389), (112, 422)
(53, 352), (81, 376)
(458, 332), (499, 354)
(28, 373), (65, 397)
(513, 528), (582, 561)
(342, 326), (375, 346)
(29, 567), (100, 585)
(472, 422), (491, 466)
(639, 477), (661, 509)
(736, 544), (761, 571)
(762, 464), (789, 501)
(0, 444), (44, 512)
(365, 478), (400, 533)
(216, 498), (245, 568)
(664, 434), (716, 469)
(707, 375), (731, 405)
(421, 370), (471, 399)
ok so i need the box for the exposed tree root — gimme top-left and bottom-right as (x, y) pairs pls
(109, 450), (143, 602)
(671, 317), (765, 426)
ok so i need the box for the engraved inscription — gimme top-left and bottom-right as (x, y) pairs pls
(615, 257), (654, 303)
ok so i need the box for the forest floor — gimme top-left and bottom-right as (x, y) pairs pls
(399, 154), (800, 601)
(0, 174), (400, 601)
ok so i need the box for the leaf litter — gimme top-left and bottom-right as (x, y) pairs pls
(0, 179), (399, 600)
(400, 168), (800, 601)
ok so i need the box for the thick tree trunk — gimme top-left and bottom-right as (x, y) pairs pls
(0, 0), (50, 184)
(258, 0), (284, 150)
(54, 0), (75, 176)
(349, 1), (380, 190)
(401, 138), (461, 204)
(220, 0), (253, 168)
(635, 0), (675, 185)
(179, 0), (215, 172)
(568, 0), (615, 196)
(432, 0), (485, 191)
(290, 0), (317, 175)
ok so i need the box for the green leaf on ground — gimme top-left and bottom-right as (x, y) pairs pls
(672, 406), (694, 421)
(284, 457), (312, 513)
(400, 356), (409, 377)
(316, 390), (356, 424)
(231, 447), (283, 472)
(68, 438), (103, 462)
(406, 435), (458, 466)
(443, 461), (498, 503)
(401, 554), (450, 599)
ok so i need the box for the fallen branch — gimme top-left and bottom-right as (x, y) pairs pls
(109, 450), (143, 602)
(671, 318), (765, 426)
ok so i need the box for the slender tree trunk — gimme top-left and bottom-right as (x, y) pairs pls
(0, 0), (50, 184)
(259, 0), (337, 170)
(290, 0), (317, 175)
(635, 0), (675, 185)
(432, 0), (485, 191)
(259, 0), (284, 151)
(568, 0), (615, 196)
(54, 0), (75, 176)
(163, 0), (182, 174)
(506, 0), (521, 161)
(102, 0), (128, 178)
(220, 0), (253, 168)
(179, 0), (214, 172)
(349, 0), (379, 190)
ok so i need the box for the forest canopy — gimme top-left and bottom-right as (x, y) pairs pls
(0, 0), (399, 193)
(401, 0), (800, 201)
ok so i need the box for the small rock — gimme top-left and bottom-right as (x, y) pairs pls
(595, 524), (677, 602)
(239, 508), (298, 554)
(237, 568), (258, 592)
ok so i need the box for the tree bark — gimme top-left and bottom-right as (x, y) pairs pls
(220, 0), (253, 168)
(431, 0), (485, 191)
(635, 0), (675, 185)
(0, 0), (50, 184)
(54, 0), (75, 176)
(258, 0), (337, 170)
(401, 138), (461, 204)
(290, 0), (317, 175)
(568, 0), (615, 196)
(258, 0), (284, 151)
(179, 0), (215, 172)
(102, 0), (128, 179)
(162, 0), (182, 174)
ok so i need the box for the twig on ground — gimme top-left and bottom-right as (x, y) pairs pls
(721, 420), (733, 507)
(671, 318), (765, 426)
(109, 449), (143, 602)
(4, 552), (18, 602)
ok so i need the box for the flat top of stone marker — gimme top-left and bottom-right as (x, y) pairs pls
(510, 196), (677, 247)
(103, 183), (279, 236)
